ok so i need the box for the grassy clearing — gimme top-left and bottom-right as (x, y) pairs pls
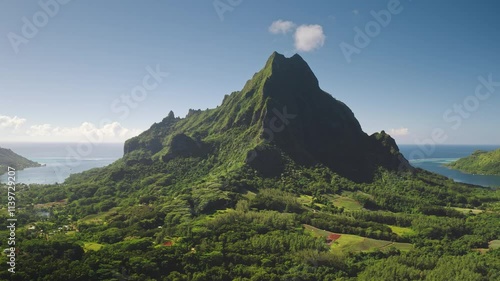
(331, 196), (362, 211)
(304, 224), (331, 237)
(379, 241), (414, 252)
(83, 242), (103, 252)
(303, 224), (413, 253)
(452, 207), (484, 215)
(490, 240), (500, 250)
(79, 213), (108, 225)
(298, 195), (313, 204)
(331, 234), (412, 252)
(388, 225), (415, 236)
(298, 195), (326, 208)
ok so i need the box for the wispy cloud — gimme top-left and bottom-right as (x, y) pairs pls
(389, 127), (409, 136)
(25, 121), (142, 141)
(0, 116), (142, 142)
(294, 24), (326, 52)
(269, 20), (296, 34)
(0, 115), (26, 130)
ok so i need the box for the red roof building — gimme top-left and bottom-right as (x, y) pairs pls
(326, 234), (341, 243)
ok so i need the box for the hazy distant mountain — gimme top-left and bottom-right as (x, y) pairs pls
(0, 147), (41, 174)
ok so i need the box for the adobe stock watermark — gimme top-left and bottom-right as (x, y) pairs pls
(51, 65), (169, 182)
(339, 0), (404, 63)
(246, 106), (296, 163)
(7, 0), (73, 54)
(403, 73), (499, 165)
(213, 0), (243, 21)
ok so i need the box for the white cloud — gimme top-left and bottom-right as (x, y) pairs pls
(25, 122), (142, 142)
(269, 20), (296, 34)
(294, 24), (326, 52)
(352, 9), (359, 15)
(26, 124), (53, 136)
(389, 128), (409, 136)
(0, 115), (26, 130)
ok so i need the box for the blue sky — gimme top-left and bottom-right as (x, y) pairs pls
(0, 0), (499, 144)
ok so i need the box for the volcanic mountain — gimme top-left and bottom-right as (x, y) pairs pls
(124, 52), (411, 182)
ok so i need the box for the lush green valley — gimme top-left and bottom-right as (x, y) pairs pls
(1, 53), (499, 281)
(0, 147), (41, 175)
(447, 149), (500, 176)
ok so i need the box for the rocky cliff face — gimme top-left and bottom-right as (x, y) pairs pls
(244, 52), (410, 180)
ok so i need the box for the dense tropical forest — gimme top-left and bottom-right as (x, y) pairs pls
(1, 53), (499, 280)
(0, 147), (40, 175)
(447, 149), (500, 176)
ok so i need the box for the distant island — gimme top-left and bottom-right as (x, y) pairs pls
(0, 147), (41, 174)
(446, 149), (500, 176)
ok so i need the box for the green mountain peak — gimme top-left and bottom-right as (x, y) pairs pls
(124, 52), (411, 182)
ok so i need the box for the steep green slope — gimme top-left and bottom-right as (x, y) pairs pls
(447, 149), (500, 175)
(0, 147), (41, 174)
(124, 52), (410, 182)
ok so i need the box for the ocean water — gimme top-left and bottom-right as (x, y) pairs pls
(2, 143), (500, 188)
(0, 142), (123, 184)
(399, 145), (500, 188)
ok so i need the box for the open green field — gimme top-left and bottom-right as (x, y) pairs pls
(303, 224), (413, 253)
(331, 196), (363, 211)
(388, 225), (415, 236)
(79, 212), (109, 224)
(331, 233), (413, 252)
(83, 242), (103, 252)
(490, 240), (500, 250)
(298, 194), (363, 211)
